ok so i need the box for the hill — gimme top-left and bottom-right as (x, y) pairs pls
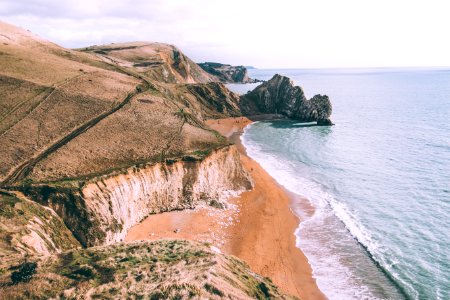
(198, 62), (260, 83)
(0, 21), (243, 185)
(0, 239), (294, 299)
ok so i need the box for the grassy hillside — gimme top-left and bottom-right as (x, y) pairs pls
(0, 21), (241, 185)
(0, 240), (295, 299)
(79, 42), (217, 84)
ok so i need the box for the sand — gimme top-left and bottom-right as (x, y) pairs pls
(125, 117), (325, 300)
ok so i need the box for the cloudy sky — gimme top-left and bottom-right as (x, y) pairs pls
(1, 0), (449, 68)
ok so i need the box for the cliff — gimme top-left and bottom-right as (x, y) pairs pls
(183, 82), (242, 118)
(0, 191), (80, 268)
(0, 240), (294, 299)
(240, 74), (333, 125)
(198, 62), (260, 83)
(0, 20), (250, 249)
(22, 146), (251, 247)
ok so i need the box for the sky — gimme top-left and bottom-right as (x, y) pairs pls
(1, 0), (450, 68)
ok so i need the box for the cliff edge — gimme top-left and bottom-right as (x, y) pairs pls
(198, 62), (260, 83)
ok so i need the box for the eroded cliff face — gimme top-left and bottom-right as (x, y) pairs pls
(240, 74), (333, 125)
(184, 82), (242, 119)
(23, 146), (252, 247)
(0, 191), (80, 267)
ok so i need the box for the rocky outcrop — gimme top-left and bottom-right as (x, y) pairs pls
(240, 74), (333, 125)
(198, 62), (260, 83)
(184, 82), (242, 118)
(23, 146), (252, 247)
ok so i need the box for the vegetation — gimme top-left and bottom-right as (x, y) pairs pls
(0, 240), (294, 299)
(11, 262), (37, 284)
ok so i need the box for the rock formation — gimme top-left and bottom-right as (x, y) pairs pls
(184, 82), (242, 118)
(22, 146), (251, 247)
(240, 74), (333, 125)
(198, 62), (260, 83)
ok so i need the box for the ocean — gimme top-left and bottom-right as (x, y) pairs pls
(227, 68), (450, 300)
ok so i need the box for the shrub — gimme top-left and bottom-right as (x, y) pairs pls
(21, 178), (33, 192)
(11, 262), (37, 284)
(204, 283), (224, 296)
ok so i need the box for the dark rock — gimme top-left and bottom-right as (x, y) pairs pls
(209, 199), (225, 209)
(240, 74), (333, 125)
(185, 82), (242, 118)
(317, 118), (334, 126)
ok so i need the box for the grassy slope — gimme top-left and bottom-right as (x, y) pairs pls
(0, 21), (140, 183)
(79, 42), (217, 84)
(0, 22), (240, 184)
(0, 240), (295, 299)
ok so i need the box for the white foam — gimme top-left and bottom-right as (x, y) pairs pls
(242, 127), (384, 300)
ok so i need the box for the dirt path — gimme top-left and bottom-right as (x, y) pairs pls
(1, 78), (150, 186)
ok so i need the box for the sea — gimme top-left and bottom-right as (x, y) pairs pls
(227, 68), (450, 300)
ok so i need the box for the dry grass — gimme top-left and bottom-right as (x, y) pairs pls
(0, 21), (140, 183)
(0, 22), (239, 184)
(0, 240), (295, 299)
(80, 42), (217, 84)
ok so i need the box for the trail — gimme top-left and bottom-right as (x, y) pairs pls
(0, 73), (86, 136)
(1, 72), (151, 186)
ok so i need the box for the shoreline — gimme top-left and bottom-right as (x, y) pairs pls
(126, 117), (325, 299)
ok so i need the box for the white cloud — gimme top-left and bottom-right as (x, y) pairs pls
(1, 0), (450, 68)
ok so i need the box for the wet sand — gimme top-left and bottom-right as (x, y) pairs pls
(126, 117), (325, 299)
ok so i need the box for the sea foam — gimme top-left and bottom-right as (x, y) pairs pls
(242, 125), (381, 300)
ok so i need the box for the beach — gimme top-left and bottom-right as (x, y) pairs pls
(126, 117), (325, 300)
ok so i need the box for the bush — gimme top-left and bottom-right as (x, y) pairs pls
(21, 178), (33, 192)
(11, 262), (37, 284)
(209, 199), (225, 209)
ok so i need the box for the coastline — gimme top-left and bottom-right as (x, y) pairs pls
(126, 117), (325, 299)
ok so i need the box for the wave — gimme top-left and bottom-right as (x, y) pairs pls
(241, 125), (410, 300)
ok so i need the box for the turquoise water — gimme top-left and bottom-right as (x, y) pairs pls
(229, 68), (450, 300)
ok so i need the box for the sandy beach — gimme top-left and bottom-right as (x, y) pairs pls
(126, 117), (325, 299)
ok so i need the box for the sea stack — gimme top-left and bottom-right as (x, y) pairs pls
(240, 74), (333, 125)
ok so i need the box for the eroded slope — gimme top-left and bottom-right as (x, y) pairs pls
(0, 191), (80, 268)
(0, 22), (242, 185)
